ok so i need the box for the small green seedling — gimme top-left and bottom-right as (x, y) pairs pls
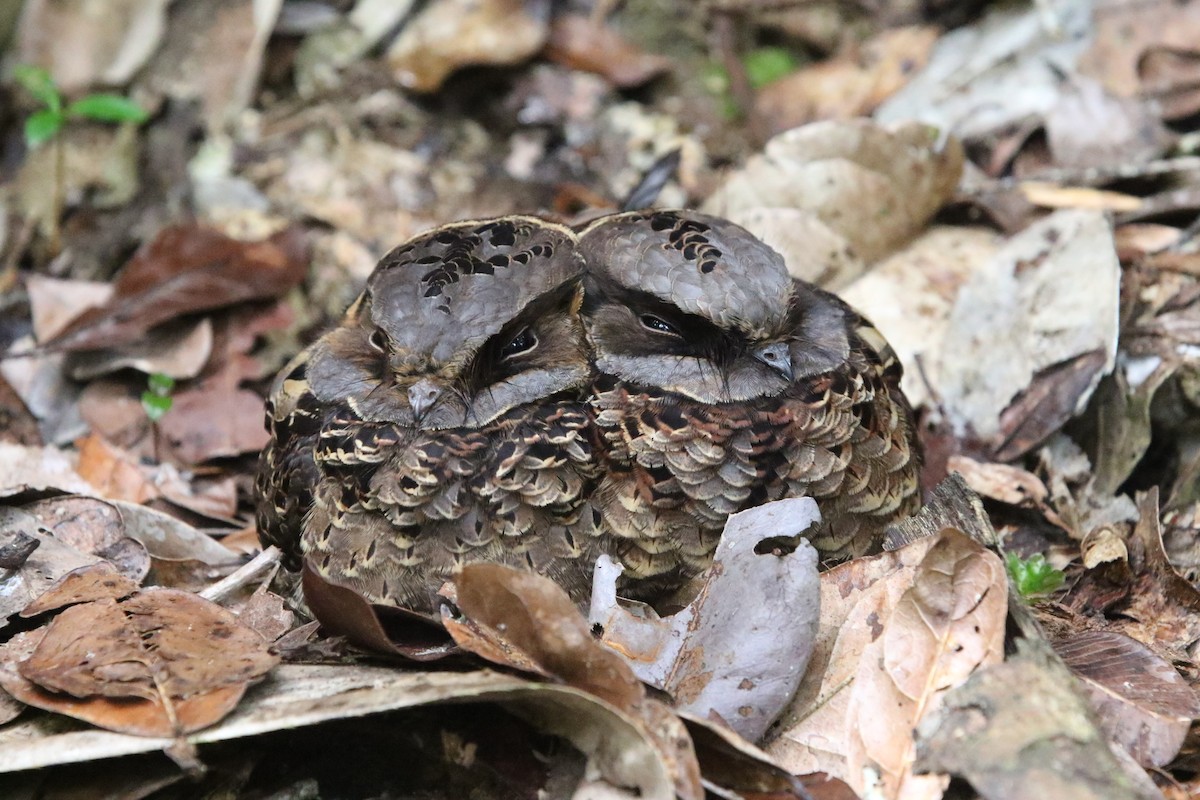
(13, 65), (148, 148)
(1005, 552), (1065, 600)
(141, 373), (176, 422)
(741, 46), (800, 89)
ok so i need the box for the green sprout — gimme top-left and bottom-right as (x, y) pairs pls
(11, 65), (149, 259)
(14, 65), (148, 147)
(1006, 552), (1065, 600)
(741, 46), (800, 89)
(141, 373), (175, 422)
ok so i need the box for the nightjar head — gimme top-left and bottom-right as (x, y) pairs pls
(308, 217), (590, 429)
(579, 209), (851, 403)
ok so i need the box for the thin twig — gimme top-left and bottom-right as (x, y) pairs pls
(200, 545), (282, 603)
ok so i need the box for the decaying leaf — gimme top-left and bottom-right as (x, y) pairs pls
(755, 26), (939, 134)
(768, 527), (1006, 798)
(301, 559), (458, 661)
(0, 442), (95, 498)
(703, 119), (963, 287)
(1053, 630), (1200, 768)
(109, 500), (240, 566)
(386, 0), (550, 92)
(937, 209), (1120, 442)
(454, 563), (644, 712)
(591, 498), (821, 743)
(876, 0), (1093, 141)
(0, 509), (102, 629)
(915, 639), (1163, 800)
(15, 0), (169, 93)
(1, 587), (277, 737)
(841, 224), (1002, 408)
(544, 13), (672, 88)
(19, 562), (139, 618)
(41, 225), (309, 353)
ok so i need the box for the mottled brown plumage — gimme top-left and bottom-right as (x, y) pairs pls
(579, 210), (920, 594)
(255, 217), (605, 612)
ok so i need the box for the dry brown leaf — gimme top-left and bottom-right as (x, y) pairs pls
(20, 563), (139, 618)
(157, 359), (270, 463)
(42, 225), (309, 353)
(386, 0), (549, 93)
(1139, 46), (1200, 120)
(74, 434), (158, 504)
(947, 456), (1048, 508)
(1052, 630), (1200, 768)
(767, 528), (1006, 798)
(300, 559), (459, 661)
(846, 530), (1007, 799)
(236, 587), (295, 644)
(543, 13), (671, 88)
(20, 590), (276, 701)
(453, 563), (644, 713)
(0, 375), (41, 447)
(703, 119), (963, 286)
(134, 0), (282, 131)
(1079, 0), (1200, 99)
(755, 26), (939, 134)
(1109, 491), (1200, 663)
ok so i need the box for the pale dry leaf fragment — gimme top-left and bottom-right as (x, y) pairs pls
(846, 530), (1007, 800)
(764, 535), (941, 777)
(875, 0), (1093, 142)
(915, 638), (1164, 800)
(108, 500), (240, 566)
(387, 0), (550, 93)
(702, 119), (963, 286)
(1052, 630), (1200, 768)
(937, 209), (1120, 441)
(0, 509), (101, 629)
(24, 275), (114, 344)
(947, 455), (1048, 507)
(590, 498), (822, 743)
(841, 225), (1002, 408)
(0, 442), (95, 498)
(15, 0), (168, 92)
(20, 562), (139, 618)
(135, 0), (283, 131)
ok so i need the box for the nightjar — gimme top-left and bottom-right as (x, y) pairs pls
(255, 217), (605, 613)
(578, 209), (920, 594)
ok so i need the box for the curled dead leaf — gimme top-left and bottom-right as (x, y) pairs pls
(42, 225), (309, 354)
(387, 0), (549, 93)
(454, 563), (644, 713)
(703, 119), (963, 287)
(543, 13), (671, 88)
(1053, 630), (1200, 768)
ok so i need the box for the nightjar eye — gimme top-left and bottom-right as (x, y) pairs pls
(368, 328), (388, 352)
(640, 314), (681, 336)
(501, 327), (537, 359)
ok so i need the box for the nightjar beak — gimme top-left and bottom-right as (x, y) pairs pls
(752, 342), (794, 382)
(407, 378), (444, 420)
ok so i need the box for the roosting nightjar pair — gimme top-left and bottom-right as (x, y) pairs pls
(255, 210), (921, 613)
